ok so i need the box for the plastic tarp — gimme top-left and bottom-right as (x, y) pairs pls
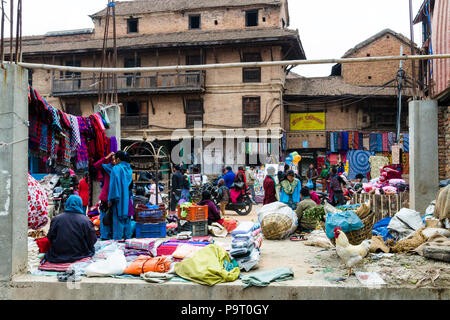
(372, 217), (393, 241)
(387, 208), (424, 240)
(325, 211), (364, 239)
(257, 202), (298, 239)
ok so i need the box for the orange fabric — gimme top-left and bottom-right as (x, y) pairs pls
(123, 255), (172, 275)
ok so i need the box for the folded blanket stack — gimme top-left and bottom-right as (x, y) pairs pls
(230, 222), (262, 272)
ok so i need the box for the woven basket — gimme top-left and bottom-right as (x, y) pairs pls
(300, 217), (319, 230)
(261, 213), (293, 240)
(321, 211), (376, 246)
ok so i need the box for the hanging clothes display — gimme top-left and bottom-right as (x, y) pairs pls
(28, 86), (117, 172)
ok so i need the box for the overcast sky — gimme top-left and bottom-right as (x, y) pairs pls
(4, 0), (424, 77)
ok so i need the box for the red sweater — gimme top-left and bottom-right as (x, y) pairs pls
(78, 178), (89, 207)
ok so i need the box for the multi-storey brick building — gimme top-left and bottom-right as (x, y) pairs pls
(8, 0), (305, 174)
(283, 29), (415, 178)
(414, 0), (450, 180)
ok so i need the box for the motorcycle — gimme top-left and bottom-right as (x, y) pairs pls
(316, 191), (331, 205)
(203, 183), (253, 216)
(51, 186), (74, 218)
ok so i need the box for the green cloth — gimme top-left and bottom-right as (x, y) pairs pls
(174, 244), (240, 286)
(280, 178), (299, 195)
(241, 268), (294, 289)
(319, 168), (329, 179)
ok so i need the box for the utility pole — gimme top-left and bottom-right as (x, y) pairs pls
(409, 0), (417, 98)
(396, 46), (406, 144)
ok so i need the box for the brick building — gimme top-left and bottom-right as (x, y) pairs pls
(6, 0), (305, 174)
(283, 29), (415, 177)
(414, 0), (450, 180)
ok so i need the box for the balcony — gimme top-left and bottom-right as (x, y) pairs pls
(51, 71), (205, 96)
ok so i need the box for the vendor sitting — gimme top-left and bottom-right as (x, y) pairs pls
(45, 195), (97, 263)
(197, 190), (224, 225)
(295, 188), (318, 223)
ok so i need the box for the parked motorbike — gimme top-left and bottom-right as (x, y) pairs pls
(202, 183), (253, 216)
(51, 186), (73, 217)
(316, 191), (330, 205)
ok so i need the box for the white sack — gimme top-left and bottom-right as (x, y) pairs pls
(85, 249), (127, 277)
(257, 201), (298, 237)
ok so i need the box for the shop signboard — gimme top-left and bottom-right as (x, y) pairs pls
(290, 112), (325, 131)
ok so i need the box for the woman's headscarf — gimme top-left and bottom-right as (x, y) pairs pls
(65, 195), (85, 214)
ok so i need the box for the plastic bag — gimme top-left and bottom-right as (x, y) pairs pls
(85, 249), (127, 277)
(306, 179), (314, 189)
(324, 210), (364, 239)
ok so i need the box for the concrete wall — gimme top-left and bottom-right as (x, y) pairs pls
(93, 5), (283, 39)
(409, 100), (439, 213)
(437, 105), (450, 180)
(342, 34), (417, 86)
(0, 64), (29, 281)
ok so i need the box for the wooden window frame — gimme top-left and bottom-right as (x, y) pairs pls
(189, 14), (201, 30)
(127, 18), (139, 34)
(243, 67), (261, 83)
(242, 96), (261, 127)
(185, 99), (204, 128)
(245, 10), (259, 27)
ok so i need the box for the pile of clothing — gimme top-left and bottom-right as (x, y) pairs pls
(28, 86), (117, 171)
(229, 222), (262, 272)
(361, 173), (408, 195)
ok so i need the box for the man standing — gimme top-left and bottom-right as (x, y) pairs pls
(329, 166), (345, 206)
(171, 165), (185, 212)
(245, 166), (257, 204)
(306, 164), (319, 191)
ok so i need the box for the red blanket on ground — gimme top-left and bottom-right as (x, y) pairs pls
(38, 257), (92, 272)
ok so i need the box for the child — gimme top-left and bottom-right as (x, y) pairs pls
(217, 179), (230, 218)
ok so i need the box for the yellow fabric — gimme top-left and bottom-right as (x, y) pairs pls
(174, 244), (240, 286)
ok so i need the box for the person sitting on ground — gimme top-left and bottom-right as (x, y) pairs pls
(295, 188), (318, 224)
(45, 195), (97, 263)
(217, 179), (230, 218)
(197, 190), (224, 226)
(279, 170), (301, 210)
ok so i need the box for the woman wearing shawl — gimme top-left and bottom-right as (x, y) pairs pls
(108, 151), (134, 240)
(230, 167), (248, 203)
(279, 170), (301, 210)
(95, 152), (115, 240)
(46, 195), (97, 263)
(319, 163), (330, 192)
(263, 166), (278, 205)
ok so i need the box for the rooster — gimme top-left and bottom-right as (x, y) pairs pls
(334, 227), (372, 277)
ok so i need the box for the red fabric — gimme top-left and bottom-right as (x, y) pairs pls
(235, 170), (248, 189)
(78, 178), (90, 206)
(263, 176), (277, 205)
(35, 237), (51, 254)
(90, 114), (107, 159)
(38, 257), (92, 272)
(230, 188), (244, 204)
(310, 191), (321, 205)
(93, 157), (111, 202)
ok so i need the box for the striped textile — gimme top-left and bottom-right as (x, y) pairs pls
(38, 257), (92, 272)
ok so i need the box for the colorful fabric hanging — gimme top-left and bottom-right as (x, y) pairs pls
(69, 115), (81, 155)
(341, 132), (349, 150)
(382, 133), (389, 152)
(330, 132), (336, 153)
(359, 133), (364, 150)
(401, 133), (409, 152)
(348, 132), (353, 150)
(347, 150), (372, 180)
(352, 131), (359, 150)
(369, 133), (378, 152)
(376, 134), (383, 152)
(388, 132), (396, 151)
(110, 137), (118, 154)
(337, 132), (342, 150)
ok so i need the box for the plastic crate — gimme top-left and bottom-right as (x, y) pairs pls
(177, 220), (209, 237)
(135, 204), (166, 224)
(177, 205), (208, 222)
(135, 222), (167, 238)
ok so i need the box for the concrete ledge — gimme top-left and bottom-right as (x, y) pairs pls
(1, 275), (449, 300)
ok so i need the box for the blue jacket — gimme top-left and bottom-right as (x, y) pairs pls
(222, 171), (236, 189)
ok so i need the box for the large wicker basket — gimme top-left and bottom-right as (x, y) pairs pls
(321, 211), (375, 246)
(261, 213), (293, 240)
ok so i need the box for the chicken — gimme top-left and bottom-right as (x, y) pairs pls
(334, 227), (372, 277)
